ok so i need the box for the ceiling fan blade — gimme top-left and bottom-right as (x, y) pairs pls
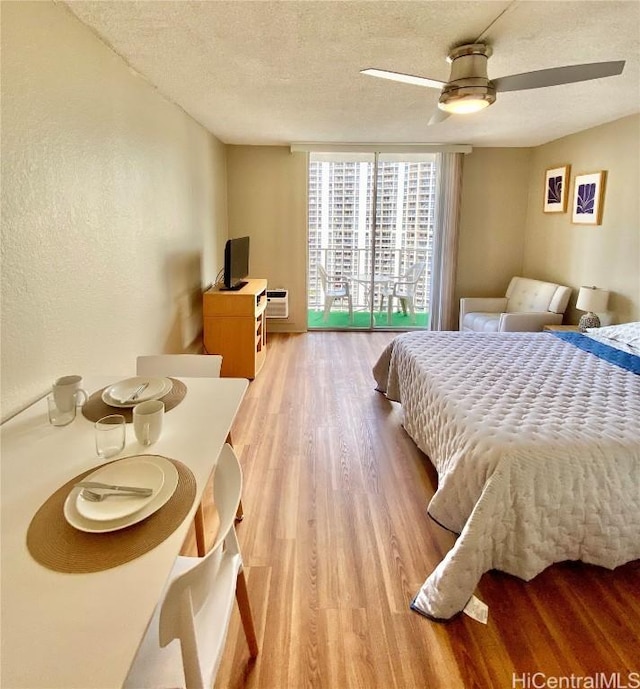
(360, 68), (446, 90)
(427, 109), (452, 126)
(492, 60), (625, 93)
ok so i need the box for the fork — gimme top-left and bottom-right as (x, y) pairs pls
(81, 488), (149, 502)
(76, 481), (152, 494)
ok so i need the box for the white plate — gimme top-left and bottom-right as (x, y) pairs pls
(102, 377), (173, 408)
(64, 456), (179, 533)
(75, 459), (165, 522)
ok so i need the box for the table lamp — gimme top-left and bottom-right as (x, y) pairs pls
(576, 286), (609, 332)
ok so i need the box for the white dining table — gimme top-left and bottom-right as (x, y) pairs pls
(351, 273), (391, 311)
(0, 374), (248, 689)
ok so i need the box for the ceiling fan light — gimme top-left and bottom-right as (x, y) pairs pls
(439, 96), (491, 114)
(438, 86), (496, 114)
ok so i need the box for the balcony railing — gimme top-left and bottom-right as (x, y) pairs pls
(309, 247), (431, 313)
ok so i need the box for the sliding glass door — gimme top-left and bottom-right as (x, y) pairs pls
(308, 152), (436, 331)
(370, 153), (435, 329)
(307, 153), (374, 329)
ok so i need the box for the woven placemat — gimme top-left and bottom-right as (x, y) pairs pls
(26, 455), (196, 573)
(81, 378), (187, 423)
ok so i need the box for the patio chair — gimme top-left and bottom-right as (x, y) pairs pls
(379, 261), (426, 325)
(318, 264), (353, 323)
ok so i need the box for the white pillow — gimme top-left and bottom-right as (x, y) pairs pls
(587, 321), (640, 349)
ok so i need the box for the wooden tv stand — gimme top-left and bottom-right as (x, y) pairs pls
(203, 279), (268, 379)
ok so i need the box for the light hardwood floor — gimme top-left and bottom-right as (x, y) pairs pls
(193, 332), (640, 689)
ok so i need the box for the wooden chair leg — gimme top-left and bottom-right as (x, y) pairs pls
(235, 570), (259, 657)
(225, 431), (244, 521)
(194, 503), (206, 557)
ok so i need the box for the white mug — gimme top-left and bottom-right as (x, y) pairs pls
(133, 400), (164, 446)
(53, 375), (88, 413)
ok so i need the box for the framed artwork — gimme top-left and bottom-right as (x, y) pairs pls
(543, 164), (570, 213)
(572, 171), (607, 225)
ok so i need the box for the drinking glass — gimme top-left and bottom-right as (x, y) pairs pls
(95, 415), (126, 458)
(47, 395), (76, 426)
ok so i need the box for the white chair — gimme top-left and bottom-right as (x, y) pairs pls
(317, 264), (353, 323)
(136, 354), (243, 557)
(124, 444), (258, 689)
(459, 276), (572, 332)
(379, 261), (426, 325)
(137, 354), (222, 379)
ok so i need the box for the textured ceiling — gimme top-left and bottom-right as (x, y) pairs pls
(64, 0), (640, 147)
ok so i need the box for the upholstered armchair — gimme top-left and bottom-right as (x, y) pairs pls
(459, 277), (572, 332)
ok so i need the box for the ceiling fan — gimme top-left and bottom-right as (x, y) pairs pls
(361, 43), (625, 125)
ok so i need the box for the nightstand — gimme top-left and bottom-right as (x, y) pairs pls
(543, 325), (580, 332)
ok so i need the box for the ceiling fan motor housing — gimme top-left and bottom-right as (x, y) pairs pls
(439, 43), (496, 111)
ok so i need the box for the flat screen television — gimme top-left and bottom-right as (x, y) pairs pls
(222, 236), (250, 290)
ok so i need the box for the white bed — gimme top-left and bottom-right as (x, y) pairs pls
(373, 325), (640, 620)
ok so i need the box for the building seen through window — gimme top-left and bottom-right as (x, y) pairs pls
(308, 155), (436, 328)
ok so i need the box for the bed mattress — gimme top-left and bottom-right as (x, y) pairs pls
(373, 331), (640, 620)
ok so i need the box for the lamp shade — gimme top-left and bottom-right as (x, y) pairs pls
(438, 91), (494, 113)
(576, 286), (609, 313)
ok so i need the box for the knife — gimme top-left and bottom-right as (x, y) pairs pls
(125, 382), (149, 403)
(75, 481), (153, 496)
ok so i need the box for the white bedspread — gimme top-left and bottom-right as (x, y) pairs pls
(373, 331), (640, 620)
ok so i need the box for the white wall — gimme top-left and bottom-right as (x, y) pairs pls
(456, 147), (532, 302)
(0, 1), (228, 421)
(523, 114), (640, 324)
(226, 146), (308, 332)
